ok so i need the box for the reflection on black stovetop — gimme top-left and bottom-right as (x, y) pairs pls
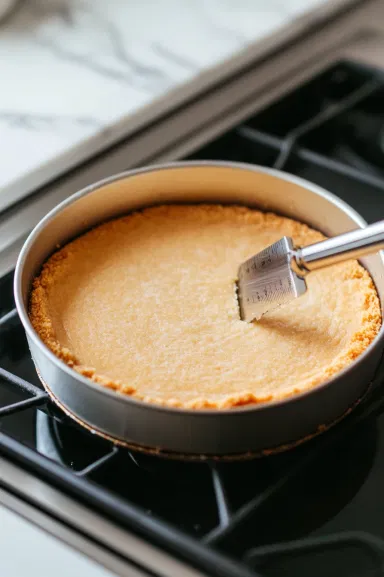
(3, 59), (384, 577)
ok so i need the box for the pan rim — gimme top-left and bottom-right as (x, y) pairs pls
(14, 160), (384, 417)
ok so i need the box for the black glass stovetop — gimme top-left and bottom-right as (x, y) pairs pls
(2, 61), (384, 577)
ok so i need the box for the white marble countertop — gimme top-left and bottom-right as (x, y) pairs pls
(0, 0), (330, 208)
(0, 504), (117, 577)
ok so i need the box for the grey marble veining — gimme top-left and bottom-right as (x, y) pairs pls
(0, 0), (328, 200)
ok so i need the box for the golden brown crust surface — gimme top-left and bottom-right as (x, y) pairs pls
(29, 205), (381, 409)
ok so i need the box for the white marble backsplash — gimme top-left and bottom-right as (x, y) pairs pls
(0, 0), (327, 201)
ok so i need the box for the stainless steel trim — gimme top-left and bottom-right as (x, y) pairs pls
(0, 457), (207, 577)
(0, 488), (144, 577)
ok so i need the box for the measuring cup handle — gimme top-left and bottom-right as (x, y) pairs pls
(296, 220), (384, 272)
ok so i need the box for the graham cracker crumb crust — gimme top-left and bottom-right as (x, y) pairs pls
(29, 204), (382, 409)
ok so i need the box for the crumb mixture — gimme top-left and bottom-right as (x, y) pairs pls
(29, 205), (381, 409)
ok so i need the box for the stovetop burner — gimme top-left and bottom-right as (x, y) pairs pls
(30, 400), (382, 545)
(240, 62), (384, 178)
(299, 73), (384, 178)
(2, 60), (384, 577)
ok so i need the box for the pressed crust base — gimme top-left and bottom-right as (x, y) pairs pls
(29, 205), (381, 410)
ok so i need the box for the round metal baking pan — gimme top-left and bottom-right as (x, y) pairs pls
(14, 162), (384, 456)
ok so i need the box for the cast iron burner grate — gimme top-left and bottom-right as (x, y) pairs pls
(2, 61), (384, 577)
